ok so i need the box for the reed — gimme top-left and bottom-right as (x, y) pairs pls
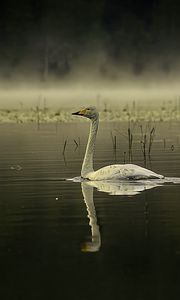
(127, 127), (133, 162)
(148, 127), (156, 155)
(73, 139), (79, 152)
(36, 105), (40, 129)
(111, 132), (117, 151)
(140, 123), (156, 161)
(141, 133), (147, 161)
(123, 151), (126, 163)
(74, 139), (79, 147)
(62, 139), (67, 155)
(110, 131), (117, 162)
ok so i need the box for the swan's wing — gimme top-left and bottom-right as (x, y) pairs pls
(88, 164), (163, 180)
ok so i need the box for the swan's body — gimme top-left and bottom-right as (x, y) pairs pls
(83, 163), (163, 181)
(72, 106), (164, 181)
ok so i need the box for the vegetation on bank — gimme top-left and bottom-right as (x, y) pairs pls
(0, 100), (180, 123)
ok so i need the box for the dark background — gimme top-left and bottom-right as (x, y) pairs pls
(0, 0), (180, 81)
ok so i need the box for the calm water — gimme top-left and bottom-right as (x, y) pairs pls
(0, 122), (180, 300)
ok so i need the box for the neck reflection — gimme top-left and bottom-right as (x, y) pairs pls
(80, 179), (163, 253)
(81, 182), (101, 252)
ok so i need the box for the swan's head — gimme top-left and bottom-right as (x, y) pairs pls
(72, 106), (99, 120)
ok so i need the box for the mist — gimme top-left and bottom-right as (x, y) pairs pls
(1, 63), (180, 109)
(1, 0), (180, 108)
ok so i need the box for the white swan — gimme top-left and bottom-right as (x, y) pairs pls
(72, 106), (164, 181)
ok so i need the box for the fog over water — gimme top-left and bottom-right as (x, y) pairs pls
(0, 64), (180, 109)
(1, 0), (180, 110)
(1, 76), (180, 109)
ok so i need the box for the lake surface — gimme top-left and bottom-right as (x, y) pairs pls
(0, 122), (180, 300)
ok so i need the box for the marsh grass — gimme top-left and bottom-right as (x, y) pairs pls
(62, 139), (67, 155)
(148, 127), (156, 155)
(140, 122), (156, 162)
(36, 105), (40, 129)
(140, 130), (147, 162)
(110, 132), (117, 162)
(74, 139), (79, 147)
(127, 126), (133, 162)
(73, 139), (80, 152)
(126, 117), (137, 162)
(1, 99), (180, 123)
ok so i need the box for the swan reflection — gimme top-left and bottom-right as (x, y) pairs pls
(81, 182), (101, 252)
(78, 177), (180, 252)
(84, 179), (162, 196)
(80, 179), (162, 253)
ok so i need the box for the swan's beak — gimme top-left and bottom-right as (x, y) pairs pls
(72, 108), (87, 116)
(72, 111), (80, 115)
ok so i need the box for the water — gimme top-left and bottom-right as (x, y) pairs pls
(0, 122), (180, 300)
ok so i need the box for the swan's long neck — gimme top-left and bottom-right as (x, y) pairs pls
(81, 117), (99, 178)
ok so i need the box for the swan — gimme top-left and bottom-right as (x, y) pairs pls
(72, 106), (164, 181)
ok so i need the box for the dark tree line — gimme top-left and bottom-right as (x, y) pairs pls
(0, 0), (180, 80)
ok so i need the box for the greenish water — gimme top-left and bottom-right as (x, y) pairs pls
(0, 122), (180, 300)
